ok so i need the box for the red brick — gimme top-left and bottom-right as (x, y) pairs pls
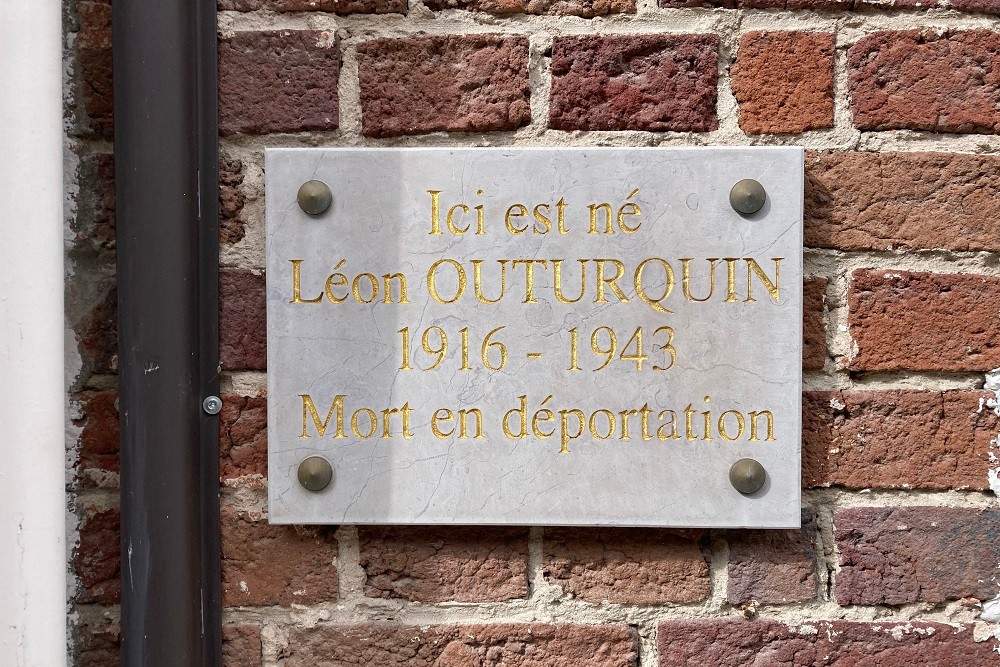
(951, 0), (1000, 12)
(848, 30), (1000, 133)
(282, 623), (639, 666)
(803, 390), (997, 491)
(727, 508), (817, 605)
(835, 506), (1000, 605)
(359, 526), (528, 602)
(219, 31), (340, 136)
(732, 32), (834, 134)
(550, 35), (718, 132)
(358, 35), (530, 137)
(656, 619), (999, 666)
(543, 528), (710, 604)
(806, 151), (1000, 252)
(76, 508), (121, 605)
(76, 0), (111, 50)
(76, 283), (117, 376)
(76, 1), (114, 138)
(76, 391), (120, 486)
(660, 0), (925, 9)
(803, 277), (826, 371)
(75, 608), (120, 667)
(219, 0), (405, 12)
(221, 508), (337, 606)
(424, 0), (634, 16)
(660, 0), (930, 7)
(219, 394), (267, 483)
(813, 0), (928, 5)
(848, 270), (1000, 371)
(220, 268), (266, 371)
(220, 156), (246, 245)
(223, 624), (262, 667)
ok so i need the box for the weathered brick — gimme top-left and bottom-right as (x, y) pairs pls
(76, 153), (115, 249)
(76, 507), (121, 605)
(848, 270), (1000, 371)
(358, 35), (530, 137)
(727, 508), (817, 605)
(359, 526), (528, 602)
(76, 1), (114, 137)
(659, 0), (931, 9)
(803, 276), (826, 371)
(543, 528), (710, 604)
(657, 619), (999, 666)
(848, 30), (1000, 133)
(219, 30), (340, 136)
(76, 391), (120, 486)
(75, 609), (120, 667)
(219, 0), (406, 12)
(424, 0), (634, 16)
(223, 624), (262, 667)
(806, 151), (1000, 252)
(951, 0), (1000, 12)
(803, 390), (997, 491)
(76, 284), (117, 375)
(550, 35), (718, 132)
(835, 506), (1000, 605)
(659, 0), (929, 6)
(220, 268), (266, 371)
(219, 394), (267, 483)
(76, 0), (111, 50)
(221, 508), (337, 606)
(282, 623), (640, 666)
(822, 0), (926, 5)
(220, 156), (246, 245)
(732, 32), (834, 134)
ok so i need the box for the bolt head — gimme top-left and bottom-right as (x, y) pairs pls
(730, 179), (767, 216)
(202, 396), (222, 415)
(298, 456), (334, 492)
(297, 180), (333, 216)
(730, 458), (767, 495)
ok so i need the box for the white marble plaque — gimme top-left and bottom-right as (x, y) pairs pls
(266, 147), (803, 527)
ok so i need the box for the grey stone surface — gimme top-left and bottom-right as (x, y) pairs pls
(266, 148), (803, 527)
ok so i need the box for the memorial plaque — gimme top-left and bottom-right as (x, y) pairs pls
(266, 148), (803, 527)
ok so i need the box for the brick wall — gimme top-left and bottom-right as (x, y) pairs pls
(65, 0), (1000, 664)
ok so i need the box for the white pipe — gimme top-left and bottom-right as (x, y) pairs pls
(0, 1), (67, 664)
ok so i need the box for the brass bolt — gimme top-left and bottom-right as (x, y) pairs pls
(297, 180), (333, 216)
(730, 458), (767, 495)
(729, 179), (767, 216)
(298, 456), (334, 492)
